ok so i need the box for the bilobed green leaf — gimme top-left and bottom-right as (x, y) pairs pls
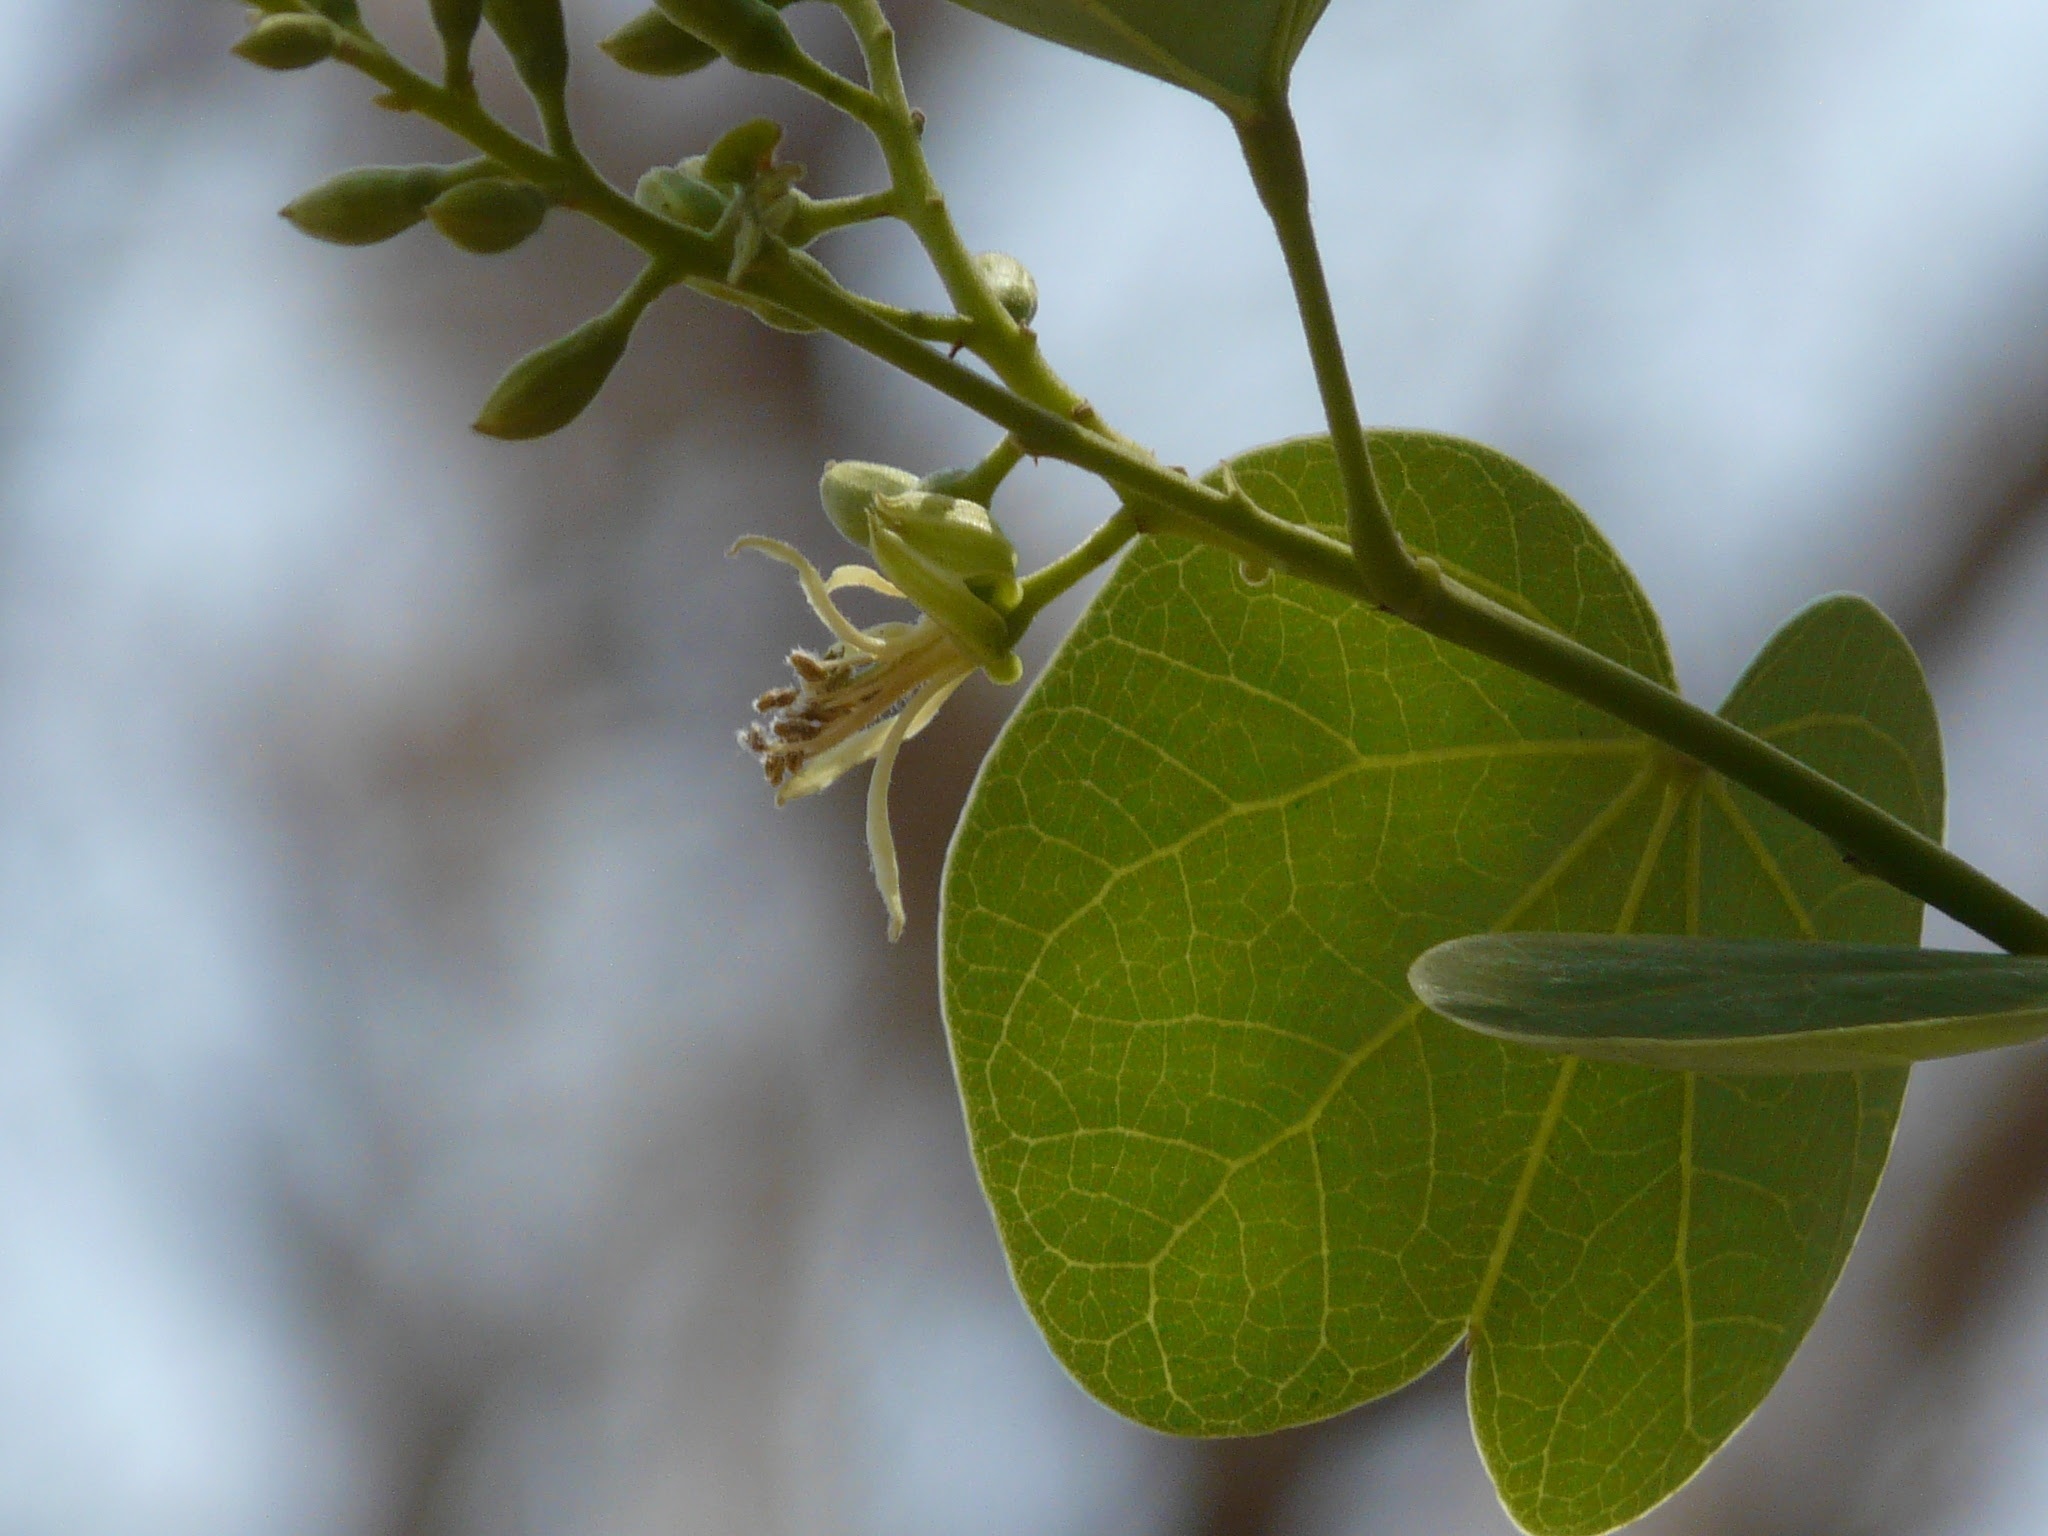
(941, 0), (1331, 117)
(1411, 935), (2048, 1073)
(942, 434), (1941, 1534)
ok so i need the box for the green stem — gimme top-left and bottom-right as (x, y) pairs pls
(784, 188), (902, 245)
(1010, 507), (1141, 631)
(825, 0), (1097, 421)
(331, 34), (726, 279)
(1236, 100), (1422, 610)
(325, 26), (2048, 955)
(772, 51), (883, 123)
(932, 436), (1027, 505)
(1228, 100), (2048, 951)
(1413, 573), (2048, 954)
(844, 297), (973, 345)
(752, 251), (2048, 952)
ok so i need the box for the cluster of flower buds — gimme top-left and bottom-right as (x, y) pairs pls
(229, 0), (886, 441)
(635, 118), (820, 327)
(817, 461), (1024, 682)
(279, 162), (552, 254)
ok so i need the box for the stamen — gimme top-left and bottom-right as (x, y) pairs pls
(777, 714), (897, 804)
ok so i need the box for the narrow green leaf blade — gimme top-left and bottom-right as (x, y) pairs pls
(941, 0), (1331, 116)
(943, 437), (1940, 1535)
(1411, 934), (2048, 1072)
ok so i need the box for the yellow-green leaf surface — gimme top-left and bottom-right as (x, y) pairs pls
(941, 0), (1330, 117)
(941, 433), (1941, 1534)
(1412, 934), (2048, 1073)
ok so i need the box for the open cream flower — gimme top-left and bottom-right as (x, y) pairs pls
(734, 536), (983, 940)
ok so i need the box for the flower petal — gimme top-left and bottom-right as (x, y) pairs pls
(903, 667), (972, 741)
(730, 535), (885, 656)
(866, 692), (922, 942)
(826, 565), (905, 600)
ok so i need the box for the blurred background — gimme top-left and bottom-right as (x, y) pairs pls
(8, 0), (2048, 1531)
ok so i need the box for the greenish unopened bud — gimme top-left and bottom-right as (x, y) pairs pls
(974, 251), (1038, 325)
(635, 166), (728, 231)
(870, 492), (1018, 586)
(426, 177), (549, 254)
(600, 8), (718, 75)
(700, 118), (783, 187)
(482, 0), (568, 101)
(819, 461), (919, 547)
(474, 309), (635, 440)
(281, 164), (448, 245)
(868, 524), (1016, 674)
(429, 0), (485, 85)
(233, 14), (336, 71)
(654, 0), (805, 74)
(306, 0), (361, 24)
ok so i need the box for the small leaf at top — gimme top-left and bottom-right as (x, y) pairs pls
(1411, 934), (2048, 1073)
(941, 0), (1332, 118)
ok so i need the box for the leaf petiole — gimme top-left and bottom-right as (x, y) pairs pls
(1008, 506), (1141, 632)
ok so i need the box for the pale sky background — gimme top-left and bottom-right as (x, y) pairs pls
(4, 2), (2048, 1533)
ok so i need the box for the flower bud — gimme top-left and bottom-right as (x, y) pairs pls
(429, 0), (486, 86)
(870, 492), (1018, 587)
(654, 0), (806, 75)
(474, 309), (634, 440)
(482, 0), (568, 102)
(974, 251), (1038, 325)
(635, 165), (728, 230)
(868, 524), (1016, 674)
(233, 14), (337, 71)
(307, 0), (361, 24)
(426, 177), (550, 253)
(699, 118), (783, 188)
(599, 8), (719, 75)
(819, 461), (919, 548)
(281, 164), (448, 245)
